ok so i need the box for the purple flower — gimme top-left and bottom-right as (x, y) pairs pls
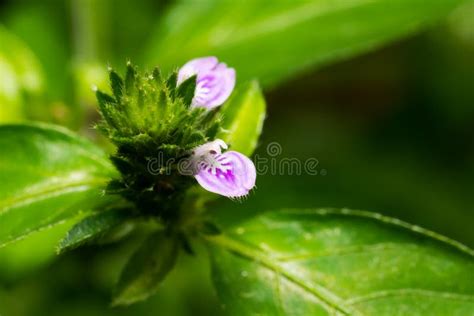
(190, 139), (256, 198)
(177, 57), (235, 109)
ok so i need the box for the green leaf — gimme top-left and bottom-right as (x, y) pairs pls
(145, 0), (468, 88)
(207, 209), (474, 315)
(57, 207), (133, 254)
(0, 123), (118, 248)
(218, 81), (266, 156)
(113, 231), (180, 306)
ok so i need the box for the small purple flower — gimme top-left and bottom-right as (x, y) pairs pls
(177, 57), (235, 109)
(190, 139), (256, 198)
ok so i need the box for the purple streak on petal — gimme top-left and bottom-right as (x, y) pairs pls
(194, 150), (256, 198)
(177, 56), (236, 109)
(177, 57), (218, 84)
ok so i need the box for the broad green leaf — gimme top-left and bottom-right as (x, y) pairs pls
(0, 123), (118, 248)
(218, 81), (266, 156)
(58, 207), (133, 253)
(0, 25), (44, 122)
(207, 208), (474, 315)
(113, 231), (180, 306)
(145, 0), (468, 88)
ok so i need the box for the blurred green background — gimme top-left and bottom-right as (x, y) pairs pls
(1, 0), (473, 315)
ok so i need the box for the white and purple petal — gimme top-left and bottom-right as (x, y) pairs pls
(177, 56), (235, 109)
(194, 150), (256, 198)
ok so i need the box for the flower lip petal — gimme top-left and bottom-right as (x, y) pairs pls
(194, 150), (256, 198)
(190, 139), (256, 198)
(225, 151), (256, 191)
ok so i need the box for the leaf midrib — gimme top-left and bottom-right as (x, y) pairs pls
(205, 234), (355, 315)
(0, 177), (109, 213)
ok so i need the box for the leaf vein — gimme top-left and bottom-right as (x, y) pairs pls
(206, 234), (359, 315)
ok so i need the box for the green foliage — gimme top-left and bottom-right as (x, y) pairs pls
(96, 63), (222, 218)
(218, 81), (266, 156)
(144, 0), (469, 88)
(207, 208), (474, 315)
(0, 123), (118, 248)
(3, 4), (71, 101)
(113, 231), (180, 306)
(0, 25), (43, 122)
(58, 207), (134, 253)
